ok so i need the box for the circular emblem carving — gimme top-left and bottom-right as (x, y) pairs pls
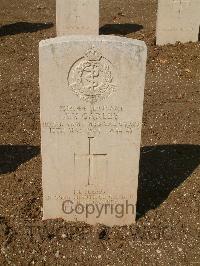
(68, 46), (116, 104)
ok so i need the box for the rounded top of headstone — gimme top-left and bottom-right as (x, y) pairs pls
(39, 35), (147, 50)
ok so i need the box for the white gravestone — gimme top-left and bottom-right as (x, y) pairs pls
(156, 0), (200, 45)
(40, 36), (147, 226)
(56, 0), (99, 36)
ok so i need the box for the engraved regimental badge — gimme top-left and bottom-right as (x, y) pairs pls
(68, 46), (116, 104)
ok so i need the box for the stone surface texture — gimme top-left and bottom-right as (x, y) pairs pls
(39, 35), (147, 226)
(56, 0), (99, 36)
(156, 0), (200, 45)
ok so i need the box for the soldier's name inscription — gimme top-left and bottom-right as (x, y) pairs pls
(60, 105), (123, 120)
(42, 104), (141, 135)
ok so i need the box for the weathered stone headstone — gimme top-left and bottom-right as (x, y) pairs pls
(40, 35), (147, 226)
(56, 0), (99, 36)
(156, 0), (200, 45)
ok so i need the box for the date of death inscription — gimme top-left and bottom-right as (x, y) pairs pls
(42, 105), (141, 135)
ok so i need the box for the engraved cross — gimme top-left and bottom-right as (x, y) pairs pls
(74, 137), (108, 186)
(171, 0), (191, 14)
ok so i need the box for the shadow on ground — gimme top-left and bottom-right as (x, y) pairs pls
(137, 144), (200, 219)
(1, 144), (199, 220)
(0, 22), (53, 36)
(0, 145), (40, 174)
(100, 23), (143, 35)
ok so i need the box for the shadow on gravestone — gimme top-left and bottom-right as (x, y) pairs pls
(0, 145), (40, 174)
(137, 144), (200, 219)
(100, 23), (143, 36)
(0, 22), (53, 37)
